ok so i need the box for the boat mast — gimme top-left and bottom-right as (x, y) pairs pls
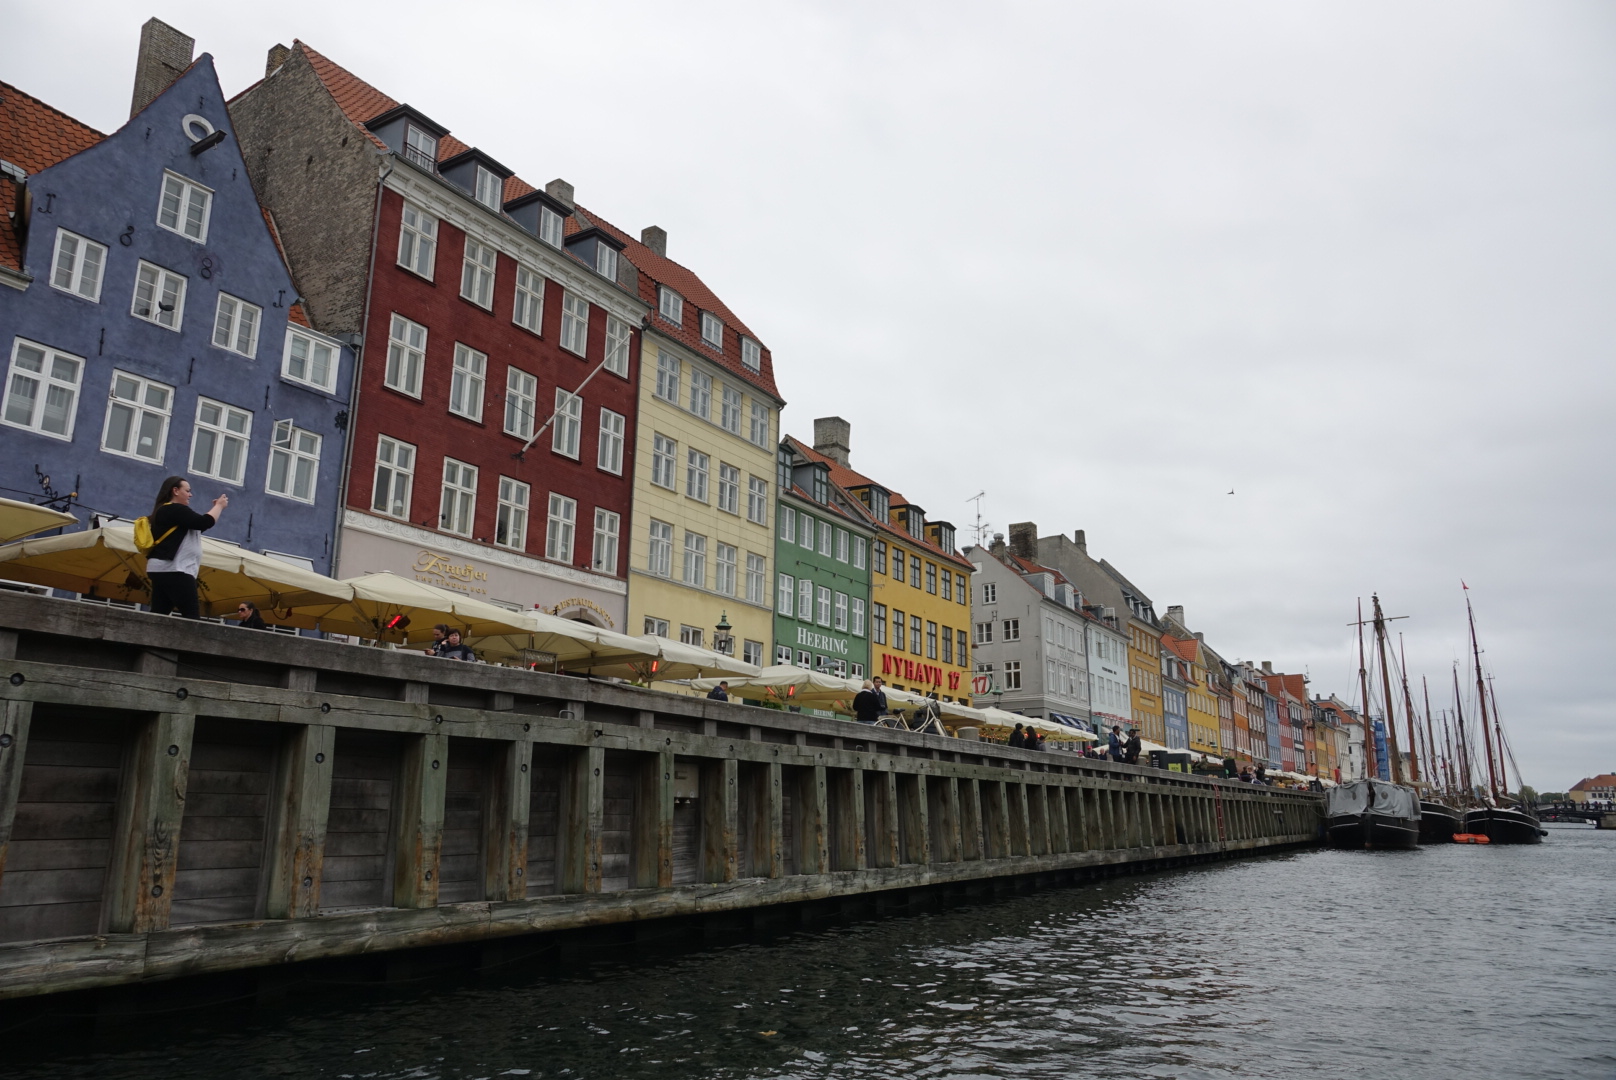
(1488, 676), (1512, 799)
(1421, 675), (1441, 796)
(1356, 599), (1377, 780)
(1371, 596), (1406, 784)
(1452, 664), (1473, 802)
(1397, 632), (1422, 785)
(1467, 592), (1501, 802)
(1440, 708), (1458, 798)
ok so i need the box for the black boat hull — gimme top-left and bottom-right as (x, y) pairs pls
(1463, 807), (1544, 844)
(1418, 801), (1462, 844)
(1325, 812), (1420, 850)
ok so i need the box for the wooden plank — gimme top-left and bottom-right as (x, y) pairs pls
(795, 765), (828, 876)
(1025, 783), (1048, 856)
(700, 757), (737, 883)
(0, 700), (32, 889)
(1007, 782), (1030, 857)
(763, 761), (784, 878)
(525, 749), (562, 895)
(559, 744), (603, 894)
(637, 749), (673, 888)
(871, 770), (899, 869)
(827, 767), (865, 871)
(958, 777), (983, 861)
(485, 739), (530, 902)
(105, 711), (195, 934)
(898, 773), (930, 865)
(391, 732), (447, 909)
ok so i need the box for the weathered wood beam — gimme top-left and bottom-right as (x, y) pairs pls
(105, 711), (195, 934)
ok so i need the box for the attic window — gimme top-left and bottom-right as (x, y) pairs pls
(812, 467), (829, 504)
(868, 487), (889, 521)
(540, 206), (564, 248)
(404, 125), (437, 169)
(659, 286), (683, 326)
(935, 523), (955, 551)
(596, 244), (617, 280)
(474, 165), (501, 209)
(741, 337), (761, 371)
(701, 313), (724, 349)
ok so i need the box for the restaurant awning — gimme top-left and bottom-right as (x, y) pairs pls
(0, 497), (76, 544)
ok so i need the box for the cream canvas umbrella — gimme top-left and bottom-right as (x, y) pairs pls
(583, 635), (761, 683)
(689, 665), (862, 708)
(0, 497), (76, 543)
(464, 609), (661, 670)
(312, 572), (533, 643)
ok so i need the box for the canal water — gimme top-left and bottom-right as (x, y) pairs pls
(6, 827), (1613, 1079)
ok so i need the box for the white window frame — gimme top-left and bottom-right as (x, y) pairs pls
(561, 292), (589, 356)
(683, 531), (707, 587)
(776, 644), (793, 666)
(282, 327), (340, 393)
(834, 592), (848, 632)
(474, 165), (502, 210)
(746, 553), (767, 605)
(743, 640), (764, 667)
(651, 434), (677, 489)
(398, 201), (438, 279)
(1004, 661), (1022, 691)
(851, 597), (865, 637)
(655, 349), (681, 403)
(853, 537), (867, 570)
(1003, 618), (1020, 642)
(741, 336), (761, 372)
(818, 521), (832, 557)
(597, 408), (625, 475)
(504, 366), (537, 439)
(212, 293), (262, 358)
(836, 529), (849, 563)
(2, 339), (82, 441)
(686, 448), (709, 502)
(982, 582), (997, 604)
(372, 435), (415, 519)
(777, 574), (795, 616)
(688, 369), (712, 420)
(716, 463), (740, 515)
(719, 385), (742, 434)
(645, 616), (670, 638)
(779, 504), (795, 541)
(545, 492), (576, 563)
(715, 542), (737, 597)
(604, 316), (631, 377)
(461, 237), (496, 308)
(189, 397), (252, 485)
(513, 265), (544, 333)
(50, 229), (106, 302)
(404, 125), (438, 169)
(648, 519), (673, 576)
(592, 508), (620, 573)
(539, 205), (564, 248)
(798, 578), (814, 624)
(658, 286), (683, 325)
(265, 419), (321, 504)
(816, 586), (832, 627)
(595, 244), (618, 280)
(131, 260), (186, 331)
(748, 401), (771, 448)
(496, 476), (530, 551)
(552, 388), (582, 458)
(450, 343), (487, 422)
(700, 311), (724, 349)
(156, 170), (212, 242)
(101, 369), (172, 462)
(747, 477), (768, 525)
(386, 313), (427, 397)
(439, 457), (478, 536)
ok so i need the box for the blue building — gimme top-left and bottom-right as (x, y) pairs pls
(1264, 693), (1282, 769)
(0, 53), (352, 573)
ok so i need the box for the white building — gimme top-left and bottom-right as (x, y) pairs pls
(1086, 606), (1132, 736)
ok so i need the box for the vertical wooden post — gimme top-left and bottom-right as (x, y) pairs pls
(873, 771), (900, 868)
(485, 739), (531, 900)
(105, 711), (195, 933)
(392, 731), (448, 908)
(1008, 782), (1030, 856)
(764, 761), (784, 878)
(264, 723), (335, 919)
(0, 700), (33, 890)
(937, 776), (962, 863)
(1026, 784), (1047, 855)
(560, 744), (604, 893)
(701, 757), (738, 883)
(794, 765), (828, 875)
(900, 773), (930, 865)
(1047, 786), (1069, 853)
(829, 768), (866, 871)
(959, 777), (983, 861)
(982, 780), (1007, 859)
(635, 750), (673, 888)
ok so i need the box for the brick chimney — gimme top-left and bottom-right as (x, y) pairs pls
(545, 178), (575, 211)
(641, 225), (667, 257)
(1166, 604), (1185, 627)
(1008, 522), (1037, 560)
(990, 532), (1007, 558)
(813, 416), (851, 467)
(130, 18), (194, 119)
(1073, 528), (1087, 553)
(266, 43), (291, 77)
(1262, 661), (1274, 675)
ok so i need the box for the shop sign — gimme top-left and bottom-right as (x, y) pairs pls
(550, 597), (617, 629)
(879, 652), (960, 690)
(413, 549), (489, 595)
(795, 627), (849, 655)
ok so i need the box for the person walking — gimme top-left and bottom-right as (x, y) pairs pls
(1124, 728), (1142, 765)
(1009, 722), (1026, 748)
(145, 476), (227, 619)
(706, 681), (730, 702)
(235, 602), (267, 629)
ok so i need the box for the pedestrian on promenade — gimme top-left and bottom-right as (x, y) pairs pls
(145, 476), (227, 619)
(854, 679), (887, 724)
(1239, 766), (1255, 783)
(1109, 726), (1124, 761)
(235, 602), (267, 629)
(430, 628), (476, 661)
(1254, 764), (1268, 785)
(1124, 729), (1142, 765)
(1009, 722), (1026, 748)
(428, 624), (448, 650)
(707, 681), (730, 702)
(1032, 731), (1046, 752)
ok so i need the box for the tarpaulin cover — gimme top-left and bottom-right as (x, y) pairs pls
(1326, 780), (1420, 820)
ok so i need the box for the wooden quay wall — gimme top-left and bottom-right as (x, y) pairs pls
(0, 591), (1322, 1000)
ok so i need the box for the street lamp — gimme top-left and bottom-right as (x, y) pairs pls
(714, 611), (734, 656)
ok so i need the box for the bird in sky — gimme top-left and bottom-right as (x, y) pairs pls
(1227, 489), (1235, 495)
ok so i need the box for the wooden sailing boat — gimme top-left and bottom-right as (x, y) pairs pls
(1459, 589), (1543, 844)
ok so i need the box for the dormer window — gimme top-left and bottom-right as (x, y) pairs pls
(474, 165), (502, 209)
(701, 312), (724, 349)
(868, 486), (889, 521)
(934, 522), (955, 552)
(596, 244), (617, 280)
(741, 337), (761, 371)
(812, 467), (829, 504)
(404, 125), (437, 169)
(540, 206), (564, 247)
(659, 286), (683, 325)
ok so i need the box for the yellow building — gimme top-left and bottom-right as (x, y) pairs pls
(607, 224), (783, 665)
(1185, 652), (1223, 758)
(795, 419), (975, 700)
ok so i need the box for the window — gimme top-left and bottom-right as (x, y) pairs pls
(552, 389), (581, 458)
(264, 419), (321, 503)
(659, 286), (683, 325)
(715, 543), (737, 596)
(651, 434), (677, 489)
(474, 165), (502, 209)
(701, 312), (724, 348)
(747, 477), (768, 525)
(892, 548), (905, 583)
(813, 469), (830, 504)
(941, 626), (953, 664)
(688, 370), (712, 419)
(817, 521), (832, 557)
(210, 294), (262, 358)
(941, 570), (952, 602)
(910, 615), (923, 654)
(131, 261), (186, 330)
(648, 520), (673, 576)
(799, 579), (815, 624)
(1004, 661), (1022, 691)
(386, 314), (427, 396)
(779, 505), (795, 541)
(505, 367), (537, 438)
(927, 621), (937, 659)
(101, 370), (171, 461)
(716, 463), (740, 514)
(440, 458), (479, 535)
(561, 293), (589, 356)
(461, 238), (496, 308)
(799, 513), (814, 549)
(495, 477), (529, 550)
(777, 574), (795, 616)
(157, 171), (212, 242)
(853, 537), (867, 569)
(836, 530), (849, 563)
(851, 598), (865, 637)
(513, 265), (544, 332)
(816, 586), (831, 627)
(450, 343), (487, 421)
(539, 205), (564, 248)
(2, 339), (80, 440)
(851, 662), (864, 679)
(874, 540), (887, 575)
(873, 603), (887, 645)
(910, 555), (922, 587)
(283, 328), (338, 392)
(958, 629), (969, 665)
(404, 125), (438, 169)
(748, 401), (771, 448)
(1003, 619), (1020, 642)
(645, 616), (670, 638)
(776, 644), (794, 665)
(546, 493), (576, 562)
(956, 573), (968, 604)
(604, 316), (630, 376)
(746, 553), (766, 605)
(595, 243), (618, 280)
(925, 562), (937, 594)
(683, 532), (707, 587)
(50, 229), (105, 301)
(892, 609), (904, 648)
(982, 582), (997, 604)
(592, 508), (620, 572)
(655, 349), (680, 403)
(398, 202), (437, 278)
(597, 408), (625, 474)
(680, 626), (704, 648)
(190, 398), (251, 483)
(373, 435), (414, 518)
(686, 449), (709, 502)
(741, 336), (761, 371)
(834, 592), (848, 632)
(976, 622), (993, 645)
(719, 385), (742, 434)
(743, 640), (764, 667)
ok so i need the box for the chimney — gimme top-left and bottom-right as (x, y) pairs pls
(1008, 522), (1037, 560)
(1073, 529), (1087, 553)
(641, 225), (667, 257)
(129, 18), (194, 119)
(813, 416), (851, 467)
(989, 532), (1007, 559)
(1166, 604), (1185, 627)
(545, 179), (575, 211)
(266, 43), (291, 77)
(1262, 661), (1274, 675)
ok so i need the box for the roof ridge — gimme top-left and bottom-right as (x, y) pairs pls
(0, 80), (108, 144)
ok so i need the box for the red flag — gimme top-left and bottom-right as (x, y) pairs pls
(1461, 580), (1468, 590)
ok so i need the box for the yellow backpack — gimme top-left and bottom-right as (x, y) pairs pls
(133, 516), (176, 554)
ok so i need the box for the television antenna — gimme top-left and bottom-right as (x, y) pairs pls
(966, 491), (990, 548)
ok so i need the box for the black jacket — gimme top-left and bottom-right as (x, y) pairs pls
(706, 687), (729, 701)
(147, 503), (216, 562)
(1124, 735), (1142, 762)
(853, 689), (885, 723)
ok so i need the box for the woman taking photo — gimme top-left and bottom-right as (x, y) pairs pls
(145, 475), (228, 619)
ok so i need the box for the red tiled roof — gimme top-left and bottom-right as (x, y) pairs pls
(287, 42), (779, 401)
(1570, 774), (1616, 791)
(1162, 635), (1200, 664)
(1004, 550), (1075, 588)
(0, 80), (105, 272)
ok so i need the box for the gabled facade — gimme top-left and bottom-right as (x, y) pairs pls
(774, 437), (874, 677)
(1161, 610), (1217, 756)
(1085, 603), (1131, 735)
(231, 41), (644, 625)
(1569, 775), (1616, 805)
(1, 40), (352, 572)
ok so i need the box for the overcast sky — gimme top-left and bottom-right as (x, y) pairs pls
(6, 1), (1612, 791)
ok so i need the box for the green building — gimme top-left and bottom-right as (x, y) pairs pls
(773, 435), (875, 680)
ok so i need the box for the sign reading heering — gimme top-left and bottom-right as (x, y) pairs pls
(796, 627), (849, 655)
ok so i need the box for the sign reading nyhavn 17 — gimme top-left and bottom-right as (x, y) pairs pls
(879, 651), (961, 690)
